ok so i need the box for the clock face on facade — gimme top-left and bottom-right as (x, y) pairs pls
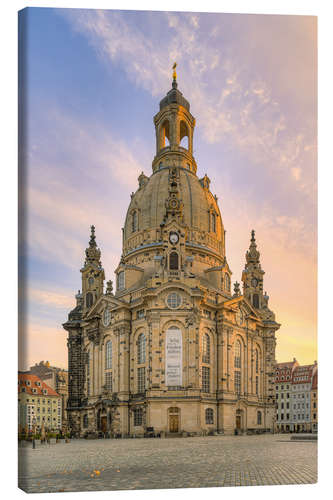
(169, 231), (179, 245)
(251, 278), (258, 287)
(103, 307), (111, 327)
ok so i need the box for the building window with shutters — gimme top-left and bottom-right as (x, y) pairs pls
(202, 366), (210, 393)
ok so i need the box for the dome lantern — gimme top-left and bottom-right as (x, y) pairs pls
(152, 63), (197, 174)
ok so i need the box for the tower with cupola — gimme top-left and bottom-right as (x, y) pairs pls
(152, 63), (197, 174)
(81, 225), (105, 313)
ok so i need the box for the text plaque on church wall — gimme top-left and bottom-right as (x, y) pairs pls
(165, 327), (182, 386)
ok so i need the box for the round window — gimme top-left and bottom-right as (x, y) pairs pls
(103, 307), (111, 327)
(167, 292), (182, 309)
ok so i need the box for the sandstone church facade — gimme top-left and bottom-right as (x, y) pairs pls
(63, 70), (280, 437)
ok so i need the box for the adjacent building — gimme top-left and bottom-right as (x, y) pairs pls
(64, 70), (280, 438)
(310, 370), (318, 432)
(18, 372), (62, 433)
(275, 360), (318, 432)
(29, 361), (68, 430)
(290, 362), (317, 432)
(275, 359), (299, 432)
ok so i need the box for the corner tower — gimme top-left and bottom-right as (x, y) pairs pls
(152, 63), (197, 174)
(81, 225), (105, 313)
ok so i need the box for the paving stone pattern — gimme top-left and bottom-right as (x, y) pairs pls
(18, 434), (317, 493)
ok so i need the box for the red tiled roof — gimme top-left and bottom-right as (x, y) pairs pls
(276, 361), (295, 369)
(291, 364), (316, 384)
(18, 372), (59, 397)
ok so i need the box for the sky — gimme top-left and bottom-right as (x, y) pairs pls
(18, 7), (317, 370)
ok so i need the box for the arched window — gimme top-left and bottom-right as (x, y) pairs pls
(253, 293), (259, 308)
(105, 341), (112, 370)
(86, 292), (93, 308)
(132, 211), (138, 233)
(83, 414), (88, 428)
(117, 271), (125, 291)
(137, 334), (146, 364)
(179, 120), (189, 149)
(234, 340), (241, 395)
(202, 333), (210, 364)
(225, 274), (230, 292)
(234, 340), (241, 369)
(205, 408), (214, 424)
(160, 120), (170, 148)
(169, 252), (179, 270)
(257, 411), (262, 425)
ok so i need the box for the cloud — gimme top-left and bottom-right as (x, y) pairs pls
(29, 288), (74, 309)
(24, 107), (147, 272)
(19, 322), (68, 371)
(60, 10), (316, 204)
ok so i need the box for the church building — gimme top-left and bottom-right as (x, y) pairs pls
(63, 68), (280, 437)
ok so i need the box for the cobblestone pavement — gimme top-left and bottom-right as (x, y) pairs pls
(18, 434), (317, 493)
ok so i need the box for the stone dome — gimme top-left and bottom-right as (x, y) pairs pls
(123, 166), (225, 259)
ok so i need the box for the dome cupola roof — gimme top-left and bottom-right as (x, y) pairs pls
(159, 78), (190, 112)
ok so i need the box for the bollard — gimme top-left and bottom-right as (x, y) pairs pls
(32, 439), (35, 449)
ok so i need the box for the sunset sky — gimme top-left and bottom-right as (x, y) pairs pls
(19, 8), (317, 370)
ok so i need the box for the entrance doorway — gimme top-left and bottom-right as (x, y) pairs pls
(168, 407), (180, 433)
(101, 416), (107, 433)
(235, 409), (242, 433)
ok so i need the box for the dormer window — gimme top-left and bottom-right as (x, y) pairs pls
(225, 273), (230, 292)
(132, 211), (138, 233)
(211, 213), (216, 233)
(117, 271), (125, 291)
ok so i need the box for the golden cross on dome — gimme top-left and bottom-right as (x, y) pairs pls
(172, 62), (177, 80)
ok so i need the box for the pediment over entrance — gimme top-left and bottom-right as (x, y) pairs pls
(84, 294), (129, 320)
